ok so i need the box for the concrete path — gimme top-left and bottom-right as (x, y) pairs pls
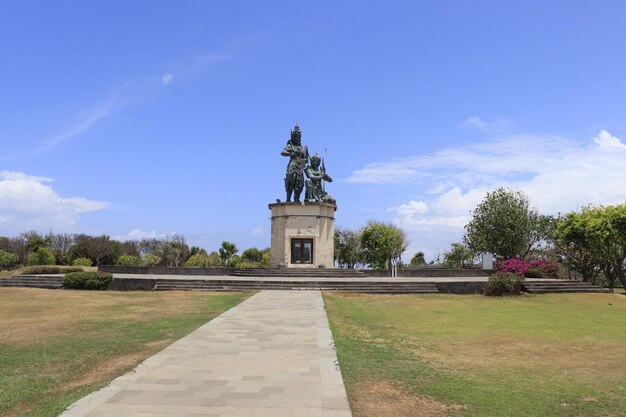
(60, 291), (352, 417)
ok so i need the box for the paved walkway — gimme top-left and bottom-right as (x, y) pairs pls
(60, 291), (352, 417)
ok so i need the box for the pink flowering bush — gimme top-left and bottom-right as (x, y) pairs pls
(497, 258), (559, 279)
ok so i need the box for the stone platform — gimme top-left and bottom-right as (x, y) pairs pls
(106, 273), (489, 294)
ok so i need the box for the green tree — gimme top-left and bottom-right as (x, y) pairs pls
(241, 247), (262, 264)
(185, 253), (212, 267)
(158, 234), (190, 267)
(189, 246), (208, 257)
(140, 253), (161, 266)
(360, 221), (407, 269)
(260, 248), (271, 266)
(334, 228), (364, 269)
(116, 254), (142, 266)
(207, 252), (221, 267)
(409, 251), (426, 266)
(0, 249), (20, 270)
(21, 231), (47, 253)
(218, 241), (238, 267)
(582, 204), (626, 289)
(442, 243), (475, 269)
(27, 247), (56, 266)
(464, 187), (552, 260)
(553, 211), (599, 284)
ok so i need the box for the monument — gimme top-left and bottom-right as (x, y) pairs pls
(269, 124), (336, 268)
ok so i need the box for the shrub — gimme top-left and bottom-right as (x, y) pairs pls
(483, 272), (524, 296)
(498, 258), (529, 275)
(0, 249), (20, 270)
(498, 258), (559, 279)
(72, 257), (92, 267)
(185, 253), (211, 267)
(63, 272), (113, 290)
(525, 260), (560, 279)
(27, 247), (56, 266)
(141, 254), (161, 266)
(116, 254), (142, 266)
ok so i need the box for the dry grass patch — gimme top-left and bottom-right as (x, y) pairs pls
(325, 292), (626, 417)
(351, 379), (465, 417)
(0, 288), (250, 417)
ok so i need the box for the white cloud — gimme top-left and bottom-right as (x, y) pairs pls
(350, 129), (626, 259)
(161, 72), (174, 85)
(251, 225), (264, 236)
(462, 116), (513, 134)
(122, 229), (168, 241)
(0, 171), (108, 233)
(35, 84), (129, 155)
(593, 129), (626, 151)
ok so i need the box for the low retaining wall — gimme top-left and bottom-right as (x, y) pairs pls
(100, 265), (494, 278)
(109, 277), (157, 291)
(434, 281), (485, 294)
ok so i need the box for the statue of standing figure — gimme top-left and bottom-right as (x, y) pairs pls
(281, 124), (308, 202)
(305, 153), (335, 204)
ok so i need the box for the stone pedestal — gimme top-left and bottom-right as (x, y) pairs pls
(269, 202), (336, 268)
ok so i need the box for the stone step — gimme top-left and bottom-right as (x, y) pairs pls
(153, 279), (439, 293)
(526, 288), (611, 294)
(154, 286), (439, 293)
(154, 280), (435, 286)
(0, 275), (65, 289)
(523, 280), (611, 294)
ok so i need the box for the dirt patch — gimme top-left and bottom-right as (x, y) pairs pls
(350, 379), (464, 417)
(63, 353), (144, 389)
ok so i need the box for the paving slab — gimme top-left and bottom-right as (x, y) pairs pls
(59, 290), (352, 417)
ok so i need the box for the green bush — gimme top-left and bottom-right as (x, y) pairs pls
(0, 249), (20, 270)
(27, 247), (56, 266)
(483, 272), (524, 296)
(72, 257), (92, 267)
(185, 253), (211, 267)
(116, 254), (142, 266)
(141, 254), (161, 266)
(22, 266), (84, 275)
(63, 272), (113, 290)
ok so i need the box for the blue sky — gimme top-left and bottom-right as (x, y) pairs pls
(2, 1), (626, 259)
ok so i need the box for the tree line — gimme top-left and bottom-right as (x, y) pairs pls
(0, 231), (270, 270)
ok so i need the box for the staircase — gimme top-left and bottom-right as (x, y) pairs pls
(153, 279), (439, 294)
(0, 275), (64, 289)
(229, 268), (367, 278)
(523, 280), (611, 294)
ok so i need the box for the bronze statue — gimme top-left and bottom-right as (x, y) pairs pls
(305, 153), (335, 204)
(281, 124), (308, 202)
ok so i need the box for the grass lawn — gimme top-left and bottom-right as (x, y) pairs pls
(0, 288), (250, 417)
(324, 292), (626, 417)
